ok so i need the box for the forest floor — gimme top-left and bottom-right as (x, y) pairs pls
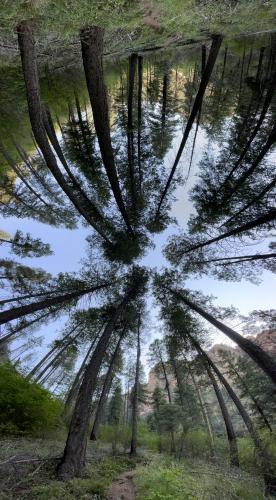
(0, 436), (267, 499)
(106, 470), (136, 500)
(1, 0), (276, 63)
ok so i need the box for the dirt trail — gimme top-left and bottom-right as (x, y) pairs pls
(106, 470), (136, 500)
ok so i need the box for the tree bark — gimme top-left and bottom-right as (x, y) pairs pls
(178, 208), (276, 256)
(170, 288), (276, 385)
(193, 252), (276, 266)
(90, 328), (125, 440)
(80, 26), (133, 235)
(204, 362), (239, 467)
(0, 283), (109, 326)
(130, 316), (141, 456)
(137, 55), (143, 188)
(57, 283), (138, 480)
(220, 68), (276, 187)
(155, 34), (222, 217)
(17, 21), (111, 244)
(0, 309), (59, 345)
(191, 338), (276, 496)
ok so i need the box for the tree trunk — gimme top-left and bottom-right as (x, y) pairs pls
(130, 316), (141, 456)
(224, 121), (276, 202)
(170, 288), (276, 385)
(189, 368), (216, 458)
(223, 177), (276, 226)
(80, 26), (133, 235)
(90, 328), (125, 440)
(137, 55), (143, 188)
(220, 68), (276, 187)
(17, 22), (111, 244)
(194, 340), (276, 496)
(193, 252), (276, 266)
(57, 284), (137, 480)
(0, 283), (109, 325)
(27, 325), (78, 380)
(64, 327), (104, 411)
(127, 53), (138, 211)
(34, 326), (80, 383)
(155, 34), (222, 217)
(178, 208), (276, 256)
(159, 349), (176, 453)
(204, 362), (239, 467)
(226, 360), (273, 433)
(0, 309), (59, 345)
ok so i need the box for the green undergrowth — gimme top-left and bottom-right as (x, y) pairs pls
(134, 455), (266, 500)
(0, 446), (138, 500)
(22, 456), (138, 500)
(1, 0), (275, 57)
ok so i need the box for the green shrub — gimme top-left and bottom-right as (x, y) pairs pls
(0, 363), (62, 435)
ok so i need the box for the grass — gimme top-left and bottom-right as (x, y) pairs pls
(134, 455), (266, 500)
(0, 0), (275, 58)
(0, 436), (138, 499)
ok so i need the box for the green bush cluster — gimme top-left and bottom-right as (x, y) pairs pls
(0, 363), (62, 435)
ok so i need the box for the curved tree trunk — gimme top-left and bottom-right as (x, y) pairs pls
(17, 21), (111, 244)
(170, 288), (276, 385)
(80, 26), (133, 235)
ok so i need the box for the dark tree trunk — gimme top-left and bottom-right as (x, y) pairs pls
(179, 208), (276, 256)
(57, 284), (138, 480)
(130, 316), (141, 456)
(64, 335), (100, 410)
(223, 177), (276, 226)
(0, 289), (61, 307)
(17, 22), (111, 244)
(155, 34), (222, 217)
(80, 26), (133, 235)
(137, 55), (143, 188)
(224, 121), (276, 202)
(0, 283), (109, 325)
(127, 53), (138, 211)
(194, 252), (276, 266)
(0, 310), (59, 345)
(204, 362), (239, 467)
(220, 68), (276, 187)
(192, 339), (276, 496)
(170, 288), (276, 385)
(90, 328), (125, 440)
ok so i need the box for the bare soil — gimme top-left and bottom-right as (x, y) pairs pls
(106, 470), (136, 500)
